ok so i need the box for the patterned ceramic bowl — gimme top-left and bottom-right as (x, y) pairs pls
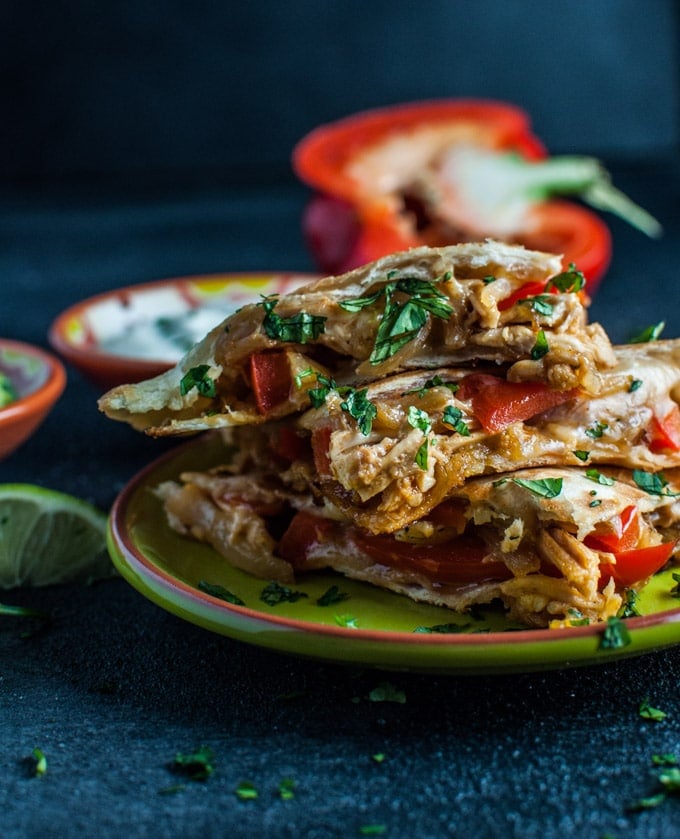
(0, 339), (67, 460)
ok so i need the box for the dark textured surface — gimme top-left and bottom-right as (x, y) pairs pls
(2, 166), (680, 838)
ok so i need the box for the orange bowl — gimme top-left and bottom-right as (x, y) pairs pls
(48, 272), (317, 390)
(0, 339), (67, 460)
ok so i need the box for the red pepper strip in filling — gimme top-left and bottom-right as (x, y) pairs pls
(598, 542), (676, 590)
(497, 281), (548, 312)
(584, 506), (641, 554)
(277, 510), (338, 568)
(457, 374), (577, 433)
(249, 351), (292, 415)
(647, 405), (680, 453)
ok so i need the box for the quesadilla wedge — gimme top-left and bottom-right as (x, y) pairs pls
(156, 436), (679, 627)
(99, 241), (615, 435)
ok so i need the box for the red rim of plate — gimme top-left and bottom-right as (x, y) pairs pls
(109, 437), (680, 649)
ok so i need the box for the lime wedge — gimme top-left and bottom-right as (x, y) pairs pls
(0, 484), (113, 588)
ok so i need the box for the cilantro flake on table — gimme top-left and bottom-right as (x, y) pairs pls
(639, 697), (668, 722)
(30, 747), (47, 778)
(278, 778), (296, 800)
(235, 781), (259, 801)
(359, 825), (387, 836)
(368, 681), (406, 704)
(171, 746), (215, 781)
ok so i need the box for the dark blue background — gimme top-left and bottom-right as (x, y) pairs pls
(1, 0), (678, 184)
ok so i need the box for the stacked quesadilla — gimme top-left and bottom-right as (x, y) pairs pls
(100, 242), (680, 627)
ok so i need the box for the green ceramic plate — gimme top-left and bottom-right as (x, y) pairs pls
(108, 433), (680, 674)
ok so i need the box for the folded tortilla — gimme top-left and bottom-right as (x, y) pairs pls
(99, 241), (615, 435)
(156, 453), (680, 627)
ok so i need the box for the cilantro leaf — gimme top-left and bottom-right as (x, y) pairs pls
(278, 777), (296, 800)
(198, 580), (245, 606)
(260, 581), (308, 606)
(530, 329), (549, 360)
(340, 388), (377, 435)
(407, 405), (431, 434)
(519, 294), (554, 316)
(171, 746), (215, 781)
(179, 365), (217, 398)
(585, 468), (615, 486)
(599, 616), (631, 650)
(340, 274), (453, 365)
(30, 747), (47, 778)
(259, 296), (326, 343)
(405, 374), (459, 398)
(415, 439), (429, 470)
(512, 477), (563, 498)
(639, 697), (667, 722)
(316, 585), (350, 606)
(585, 420), (608, 439)
(368, 681), (406, 704)
(573, 450), (590, 462)
(442, 405), (471, 436)
(632, 469), (679, 497)
(670, 572), (680, 597)
(548, 263), (586, 293)
(235, 781), (258, 800)
(630, 321), (665, 343)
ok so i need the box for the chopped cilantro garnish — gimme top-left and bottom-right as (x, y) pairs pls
(198, 580), (245, 606)
(372, 753), (386, 764)
(414, 622), (473, 634)
(632, 469), (679, 497)
(171, 746), (215, 781)
(340, 388), (378, 435)
(548, 263), (586, 293)
(585, 420), (608, 439)
(442, 405), (471, 436)
(31, 747), (47, 778)
(179, 365), (217, 398)
(316, 585), (350, 606)
(652, 754), (679, 767)
(585, 468), (615, 486)
(519, 294), (554, 316)
(530, 329), (549, 360)
(630, 321), (665, 344)
(482, 275), (497, 284)
(639, 697), (667, 722)
(235, 781), (258, 801)
(628, 378), (643, 393)
(407, 405), (431, 434)
(618, 589), (641, 618)
(368, 682), (406, 704)
(0, 373), (18, 408)
(599, 616), (631, 650)
(294, 367), (315, 388)
(670, 572), (680, 597)
(278, 778), (296, 800)
(340, 274), (454, 364)
(512, 477), (563, 498)
(259, 295), (326, 344)
(573, 450), (590, 462)
(260, 581), (308, 606)
(359, 826), (387, 837)
(335, 613), (358, 628)
(414, 439), (429, 470)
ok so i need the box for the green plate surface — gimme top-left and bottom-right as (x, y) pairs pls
(108, 433), (680, 674)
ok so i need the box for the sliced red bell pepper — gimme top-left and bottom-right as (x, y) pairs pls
(646, 405), (680, 453)
(277, 510), (338, 567)
(457, 373), (577, 433)
(294, 99), (660, 290)
(584, 505), (641, 554)
(598, 542), (676, 589)
(352, 530), (512, 584)
(249, 351), (292, 414)
(311, 425), (333, 477)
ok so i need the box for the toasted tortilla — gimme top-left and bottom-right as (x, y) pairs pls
(156, 456), (680, 628)
(99, 241), (615, 435)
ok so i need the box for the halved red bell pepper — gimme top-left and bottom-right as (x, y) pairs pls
(293, 99), (660, 291)
(598, 542), (676, 589)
